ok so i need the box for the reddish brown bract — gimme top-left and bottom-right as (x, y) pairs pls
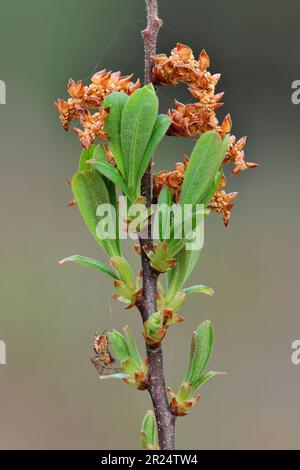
(55, 70), (141, 147)
(151, 43), (258, 225)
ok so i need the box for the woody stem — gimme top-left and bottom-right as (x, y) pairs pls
(138, 0), (176, 451)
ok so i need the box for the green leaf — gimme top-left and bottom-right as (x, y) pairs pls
(157, 186), (173, 242)
(183, 284), (214, 297)
(137, 114), (171, 184)
(105, 177), (121, 256)
(92, 143), (107, 162)
(98, 373), (129, 381)
(166, 249), (200, 304)
(72, 170), (120, 257)
(114, 281), (135, 302)
(144, 242), (176, 273)
(107, 329), (147, 389)
(88, 144), (119, 199)
(59, 255), (120, 280)
(167, 206), (206, 259)
(88, 145), (122, 255)
(124, 326), (143, 369)
(191, 371), (224, 395)
(147, 312), (163, 338)
(184, 321), (214, 383)
(166, 290), (186, 313)
(140, 411), (158, 450)
(121, 85), (158, 197)
(107, 330), (130, 364)
(177, 382), (193, 402)
(90, 160), (133, 201)
(120, 357), (140, 377)
(200, 169), (223, 207)
(104, 92), (129, 178)
(79, 145), (96, 171)
(110, 257), (136, 291)
(167, 244), (201, 291)
(89, 144), (122, 206)
(143, 312), (166, 346)
(182, 246), (201, 284)
(180, 131), (229, 206)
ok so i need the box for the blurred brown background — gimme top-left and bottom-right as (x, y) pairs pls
(0, 0), (299, 450)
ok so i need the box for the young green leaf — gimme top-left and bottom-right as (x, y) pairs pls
(176, 382), (193, 403)
(166, 249), (200, 304)
(140, 411), (158, 450)
(200, 169), (223, 207)
(107, 330), (130, 364)
(191, 371), (225, 395)
(98, 373), (129, 381)
(107, 329), (147, 388)
(183, 284), (214, 297)
(167, 206), (206, 259)
(79, 144), (96, 171)
(87, 145), (122, 255)
(120, 357), (141, 377)
(184, 321), (214, 383)
(110, 257), (136, 291)
(180, 131), (229, 206)
(143, 312), (166, 347)
(123, 325), (143, 369)
(88, 145), (122, 255)
(88, 143), (120, 203)
(121, 85), (158, 197)
(157, 186), (173, 242)
(104, 92), (129, 178)
(182, 246), (202, 285)
(166, 290), (186, 313)
(59, 255), (120, 280)
(167, 383), (200, 417)
(72, 170), (120, 257)
(137, 114), (171, 184)
(92, 143), (107, 162)
(114, 281), (136, 302)
(90, 160), (133, 201)
(144, 242), (177, 273)
(167, 244), (201, 292)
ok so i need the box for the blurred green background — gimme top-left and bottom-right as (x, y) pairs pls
(0, 0), (300, 450)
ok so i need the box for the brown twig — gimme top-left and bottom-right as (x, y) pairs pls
(138, 0), (176, 451)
